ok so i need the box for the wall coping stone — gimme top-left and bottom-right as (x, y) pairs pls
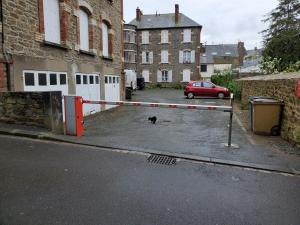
(238, 72), (300, 81)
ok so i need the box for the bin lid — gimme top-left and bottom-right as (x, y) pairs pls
(251, 98), (284, 105)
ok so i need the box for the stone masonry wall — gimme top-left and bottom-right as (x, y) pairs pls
(0, 91), (63, 133)
(237, 73), (300, 147)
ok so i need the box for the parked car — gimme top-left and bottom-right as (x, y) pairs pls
(184, 81), (230, 99)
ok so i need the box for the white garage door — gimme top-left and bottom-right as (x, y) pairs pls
(75, 73), (100, 116)
(23, 70), (69, 120)
(104, 75), (120, 110)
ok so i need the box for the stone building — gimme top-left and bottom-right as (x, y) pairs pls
(124, 4), (202, 85)
(200, 43), (247, 80)
(0, 0), (124, 115)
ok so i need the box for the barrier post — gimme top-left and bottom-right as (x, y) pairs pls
(227, 94), (234, 147)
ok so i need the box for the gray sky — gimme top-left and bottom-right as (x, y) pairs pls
(124, 0), (278, 50)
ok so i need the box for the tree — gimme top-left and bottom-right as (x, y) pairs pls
(261, 0), (300, 71)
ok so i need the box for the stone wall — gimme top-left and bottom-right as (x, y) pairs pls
(237, 73), (300, 147)
(0, 91), (63, 133)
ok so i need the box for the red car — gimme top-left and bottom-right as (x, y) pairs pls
(184, 81), (230, 99)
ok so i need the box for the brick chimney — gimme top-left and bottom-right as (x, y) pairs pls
(175, 4), (179, 24)
(136, 7), (142, 21)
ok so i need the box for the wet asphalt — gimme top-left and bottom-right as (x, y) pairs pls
(0, 135), (300, 225)
(78, 89), (300, 172)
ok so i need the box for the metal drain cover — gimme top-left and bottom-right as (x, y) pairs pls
(147, 154), (176, 165)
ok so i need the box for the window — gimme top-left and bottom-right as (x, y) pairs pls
(95, 76), (99, 84)
(43, 0), (61, 44)
(83, 75), (87, 84)
(116, 77), (119, 83)
(79, 9), (89, 51)
(50, 73), (57, 85)
(124, 30), (136, 43)
(162, 71), (168, 82)
(124, 51), (136, 63)
(183, 69), (191, 82)
(201, 65), (207, 72)
(142, 70), (150, 82)
(60, 74), (67, 85)
(102, 22), (109, 57)
(161, 30), (168, 43)
(203, 82), (213, 88)
(142, 31), (149, 44)
(192, 82), (201, 87)
(183, 50), (191, 63)
(183, 29), (191, 42)
(142, 51), (153, 64)
(38, 73), (47, 86)
(76, 75), (81, 84)
(109, 76), (112, 83)
(89, 76), (94, 84)
(161, 50), (168, 63)
(24, 73), (35, 86)
(105, 76), (108, 83)
(113, 77), (116, 83)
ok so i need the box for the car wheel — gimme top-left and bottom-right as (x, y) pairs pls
(218, 92), (225, 99)
(187, 92), (194, 99)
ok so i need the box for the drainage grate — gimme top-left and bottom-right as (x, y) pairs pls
(147, 154), (176, 165)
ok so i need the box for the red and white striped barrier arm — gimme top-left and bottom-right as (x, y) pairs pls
(82, 100), (232, 112)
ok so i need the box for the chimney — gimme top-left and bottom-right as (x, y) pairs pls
(175, 4), (179, 24)
(136, 7), (142, 21)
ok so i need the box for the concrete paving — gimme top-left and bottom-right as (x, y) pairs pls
(64, 89), (300, 173)
(0, 135), (300, 225)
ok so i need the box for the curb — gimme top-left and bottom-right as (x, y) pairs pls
(0, 128), (299, 176)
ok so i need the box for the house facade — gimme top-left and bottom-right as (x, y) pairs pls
(124, 4), (202, 85)
(200, 43), (246, 80)
(0, 0), (124, 115)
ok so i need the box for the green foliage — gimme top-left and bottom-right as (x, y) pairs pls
(284, 61), (300, 72)
(260, 56), (281, 74)
(261, 0), (300, 71)
(171, 82), (184, 90)
(211, 70), (241, 99)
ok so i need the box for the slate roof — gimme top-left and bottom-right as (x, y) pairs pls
(200, 44), (239, 64)
(129, 13), (201, 29)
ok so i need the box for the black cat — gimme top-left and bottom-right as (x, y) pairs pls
(148, 116), (157, 124)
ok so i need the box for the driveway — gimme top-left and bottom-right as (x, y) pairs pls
(50, 88), (298, 172)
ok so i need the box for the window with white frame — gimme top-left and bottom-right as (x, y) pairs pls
(142, 70), (150, 82)
(79, 9), (89, 51)
(124, 30), (136, 43)
(183, 50), (191, 63)
(162, 70), (168, 82)
(142, 51), (153, 64)
(161, 50), (168, 63)
(43, 0), (61, 44)
(142, 31), (149, 44)
(161, 30), (168, 43)
(183, 29), (191, 43)
(183, 69), (191, 82)
(124, 50), (136, 63)
(102, 22), (109, 57)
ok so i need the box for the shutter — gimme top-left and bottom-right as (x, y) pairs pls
(149, 52), (153, 64)
(157, 70), (162, 82)
(79, 10), (89, 51)
(143, 70), (149, 82)
(183, 69), (190, 82)
(102, 23), (109, 56)
(142, 52), (146, 64)
(44, 0), (61, 44)
(168, 70), (172, 82)
(165, 30), (168, 43)
(179, 51), (183, 63)
(108, 33), (113, 57)
(191, 50), (195, 63)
